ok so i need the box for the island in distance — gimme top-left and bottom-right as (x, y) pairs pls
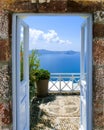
(30, 49), (80, 55)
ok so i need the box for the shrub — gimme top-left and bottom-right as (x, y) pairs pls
(34, 69), (50, 81)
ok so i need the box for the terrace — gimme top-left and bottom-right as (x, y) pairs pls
(30, 73), (85, 130)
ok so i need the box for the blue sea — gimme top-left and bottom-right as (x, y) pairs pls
(39, 53), (80, 73)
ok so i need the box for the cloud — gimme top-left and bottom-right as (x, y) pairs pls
(43, 30), (71, 44)
(43, 30), (57, 42)
(29, 28), (72, 50)
(29, 28), (43, 40)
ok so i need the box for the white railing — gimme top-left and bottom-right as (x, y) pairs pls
(48, 73), (83, 93)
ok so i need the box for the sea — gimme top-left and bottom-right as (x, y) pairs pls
(39, 53), (80, 73)
(39, 53), (80, 90)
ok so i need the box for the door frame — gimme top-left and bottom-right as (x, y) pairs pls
(12, 14), (17, 130)
(12, 13), (93, 130)
(86, 15), (93, 130)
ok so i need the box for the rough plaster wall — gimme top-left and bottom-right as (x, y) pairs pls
(0, 0), (103, 13)
(0, 0), (104, 130)
(0, 6), (12, 130)
(0, 10), (11, 61)
(93, 12), (104, 130)
(0, 64), (12, 130)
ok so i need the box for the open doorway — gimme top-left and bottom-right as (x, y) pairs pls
(12, 14), (92, 130)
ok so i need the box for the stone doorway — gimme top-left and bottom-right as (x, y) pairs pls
(12, 13), (92, 130)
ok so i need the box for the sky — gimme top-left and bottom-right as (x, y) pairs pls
(23, 15), (85, 51)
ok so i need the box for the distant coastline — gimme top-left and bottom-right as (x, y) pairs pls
(30, 49), (80, 55)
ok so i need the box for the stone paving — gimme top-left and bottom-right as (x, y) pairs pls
(31, 94), (80, 130)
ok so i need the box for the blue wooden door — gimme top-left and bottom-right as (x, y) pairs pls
(80, 20), (87, 130)
(80, 15), (92, 130)
(16, 16), (29, 130)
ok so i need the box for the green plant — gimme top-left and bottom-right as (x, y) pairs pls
(34, 69), (50, 81)
(29, 50), (40, 101)
(29, 50), (40, 86)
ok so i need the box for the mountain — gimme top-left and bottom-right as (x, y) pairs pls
(64, 50), (79, 55)
(29, 49), (80, 55)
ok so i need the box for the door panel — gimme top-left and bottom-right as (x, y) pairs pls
(80, 21), (87, 130)
(80, 15), (92, 130)
(16, 16), (29, 130)
(80, 80), (87, 130)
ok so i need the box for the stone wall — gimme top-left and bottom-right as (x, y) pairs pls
(0, 0), (104, 130)
(93, 12), (104, 130)
(0, 8), (12, 130)
(0, 64), (12, 130)
(0, 10), (12, 62)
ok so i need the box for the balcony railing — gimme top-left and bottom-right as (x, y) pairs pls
(48, 73), (82, 93)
